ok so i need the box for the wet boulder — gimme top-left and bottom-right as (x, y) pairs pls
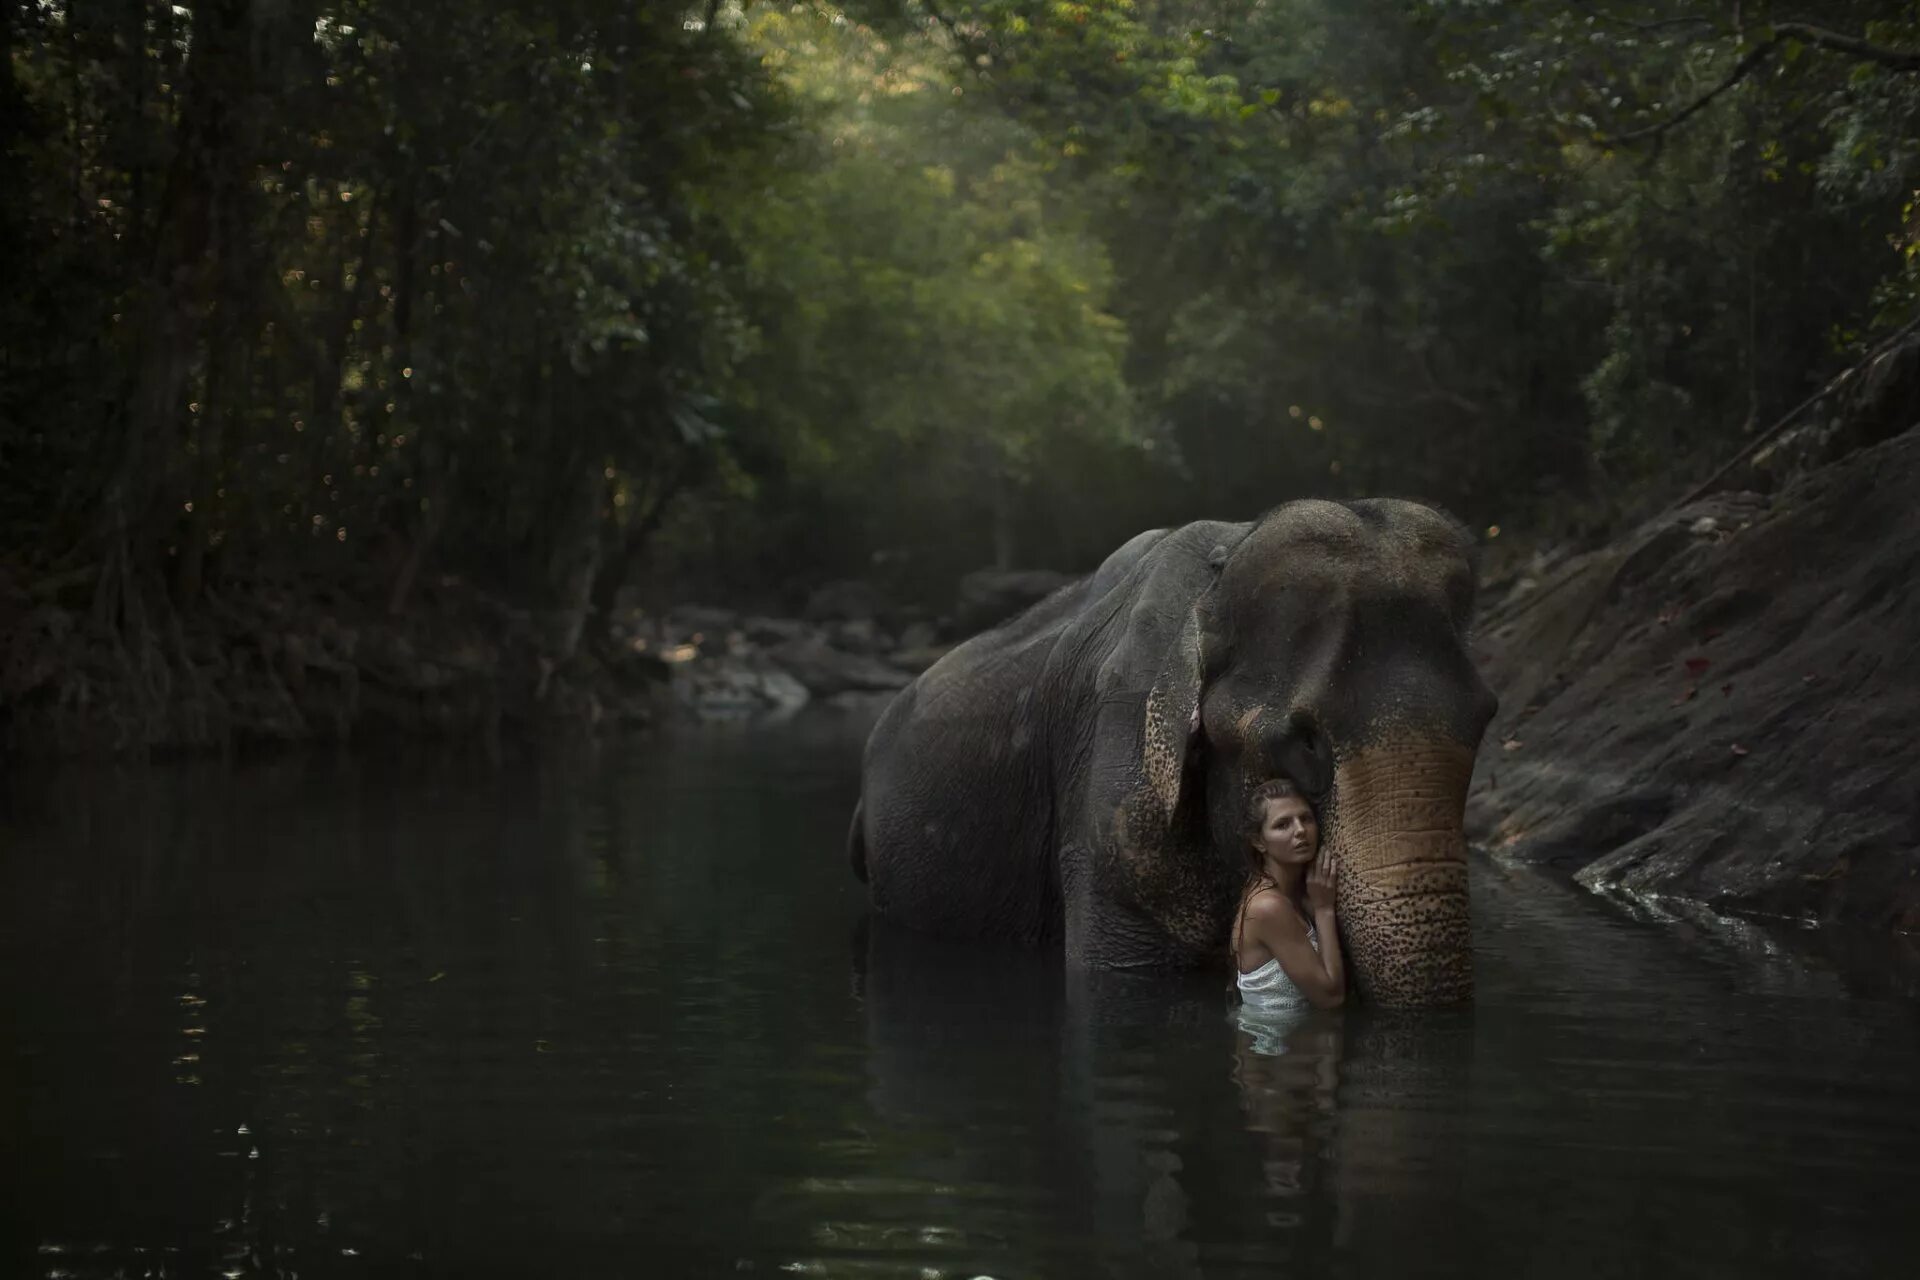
(769, 638), (913, 697)
(895, 620), (939, 652)
(821, 689), (902, 721)
(671, 657), (810, 721)
(742, 615), (813, 647)
(1469, 427), (1920, 934)
(804, 579), (884, 623)
(953, 568), (1075, 635)
(665, 604), (740, 643)
(831, 618), (889, 655)
(886, 645), (953, 675)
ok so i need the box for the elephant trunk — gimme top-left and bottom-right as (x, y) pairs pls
(1326, 737), (1476, 1006)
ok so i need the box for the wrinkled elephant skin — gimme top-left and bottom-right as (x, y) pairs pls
(848, 500), (1497, 1005)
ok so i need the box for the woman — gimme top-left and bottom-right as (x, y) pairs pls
(1231, 777), (1346, 1012)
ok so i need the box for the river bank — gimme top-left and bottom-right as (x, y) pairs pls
(8, 343), (1917, 944)
(1466, 334), (1920, 936)
(0, 563), (1069, 760)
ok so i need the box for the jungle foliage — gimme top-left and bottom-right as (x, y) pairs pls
(5, 1), (1920, 639)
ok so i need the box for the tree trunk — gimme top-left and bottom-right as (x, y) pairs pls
(94, 0), (256, 630)
(547, 463), (606, 665)
(387, 444), (453, 618)
(589, 454), (695, 615)
(173, 346), (221, 607)
(541, 365), (605, 665)
(305, 194), (380, 518)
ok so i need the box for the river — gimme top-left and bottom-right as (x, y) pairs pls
(5, 720), (1919, 1277)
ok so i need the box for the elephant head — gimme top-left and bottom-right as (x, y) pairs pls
(1126, 499), (1496, 1005)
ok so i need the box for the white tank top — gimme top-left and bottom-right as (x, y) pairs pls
(1235, 921), (1318, 1011)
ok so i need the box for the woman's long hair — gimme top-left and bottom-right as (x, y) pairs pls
(1228, 777), (1315, 987)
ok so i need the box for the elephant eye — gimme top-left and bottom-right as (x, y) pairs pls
(1262, 714), (1332, 795)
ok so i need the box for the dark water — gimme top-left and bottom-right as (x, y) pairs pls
(6, 723), (1920, 1279)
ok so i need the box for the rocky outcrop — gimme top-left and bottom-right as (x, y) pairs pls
(591, 562), (1084, 725)
(803, 579), (885, 623)
(668, 658), (810, 721)
(621, 600), (920, 722)
(1468, 427), (1920, 933)
(766, 638), (913, 697)
(952, 568), (1075, 635)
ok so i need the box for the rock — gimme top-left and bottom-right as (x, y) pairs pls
(822, 689), (902, 720)
(896, 620), (938, 651)
(1836, 329), (1920, 450)
(1468, 428), (1920, 934)
(804, 579), (884, 623)
(742, 615), (812, 647)
(1748, 332), (1920, 486)
(670, 657), (810, 721)
(953, 568), (1075, 635)
(769, 638), (913, 696)
(886, 645), (953, 675)
(832, 618), (888, 654)
(603, 643), (673, 689)
(666, 604), (738, 638)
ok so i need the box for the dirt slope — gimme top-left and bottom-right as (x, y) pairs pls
(1467, 426), (1920, 932)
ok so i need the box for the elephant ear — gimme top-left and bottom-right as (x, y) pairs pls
(1141, 605), (1206, 826)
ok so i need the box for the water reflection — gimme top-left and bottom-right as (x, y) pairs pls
(849, 919), (1350, 1277)
(5, 734), (1920, 1278)
(1230, 1013), (1341, 1207)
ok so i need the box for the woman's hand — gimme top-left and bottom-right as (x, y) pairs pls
(1247, 846), (1347, 1009)
(1305, 847), (1338, 917)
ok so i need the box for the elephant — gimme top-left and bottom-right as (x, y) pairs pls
(846, 499), (1497, 1005)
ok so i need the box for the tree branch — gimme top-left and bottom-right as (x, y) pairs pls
(1774, 20), (1920, 73)
(1604, 20), (1920, 146)
(1671, 312), (1920, 510)
(1604, 35), (1780, 144)
(1342, 348), (1485, 417)
(1590, 13), (1719, 36)
(1417, 348), (1485, 417)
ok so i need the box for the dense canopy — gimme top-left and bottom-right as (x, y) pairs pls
(6, 0), (1919, 638)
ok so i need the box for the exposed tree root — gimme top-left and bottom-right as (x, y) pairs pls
(1, 571), (661, 759)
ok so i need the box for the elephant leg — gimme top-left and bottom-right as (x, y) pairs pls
(1063, 839), (1199, 970)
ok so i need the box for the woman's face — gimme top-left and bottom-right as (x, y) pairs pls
(1253, 794), (1320, 865)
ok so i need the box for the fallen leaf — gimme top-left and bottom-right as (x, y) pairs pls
(1684, 656), (1711, 676)
(1502, 738), (1523, 752)
(1672, 685), (1697, 705)
(1730, 743), (1750, 757)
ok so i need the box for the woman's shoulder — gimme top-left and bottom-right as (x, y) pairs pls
(1242, 887), (1308, 934)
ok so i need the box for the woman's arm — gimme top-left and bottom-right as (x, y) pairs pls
(1305, 847), (1346, 1005)
(1248, 868), (1345, 1009)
